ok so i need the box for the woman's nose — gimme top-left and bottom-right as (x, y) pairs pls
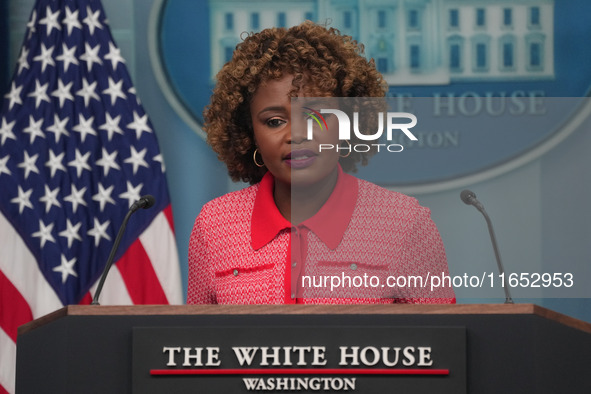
(289, 115), (309, 144)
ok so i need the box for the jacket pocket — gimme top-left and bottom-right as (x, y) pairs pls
(213, 263), (278, 303)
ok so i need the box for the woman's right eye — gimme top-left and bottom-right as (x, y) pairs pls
(266, 118), (286, 128)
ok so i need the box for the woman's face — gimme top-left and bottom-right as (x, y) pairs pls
(249, 74), (341, 189)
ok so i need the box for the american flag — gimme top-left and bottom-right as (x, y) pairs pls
(0, 1), (183, 392)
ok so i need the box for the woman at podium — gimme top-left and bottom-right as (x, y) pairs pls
(187, 22), (455, 305)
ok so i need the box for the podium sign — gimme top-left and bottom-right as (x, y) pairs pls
(15, 304), (591, 393)
(132, 326), (466, 393)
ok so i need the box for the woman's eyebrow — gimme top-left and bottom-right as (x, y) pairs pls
(300, 99), (323, 108)
(257, 105), (288, 115)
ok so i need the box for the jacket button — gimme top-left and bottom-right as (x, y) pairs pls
(233, 269), (239, 276)
(350, 264), (358, 270)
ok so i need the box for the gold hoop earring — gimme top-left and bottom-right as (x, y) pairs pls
(338, 140), (352, 158)
(253, 149), (265, 167)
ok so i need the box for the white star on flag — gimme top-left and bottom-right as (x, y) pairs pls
(62, 7), (82, 35)
(0, 117), (17, 145)
(127, 111), (152, 139)
(23, 115), (45, 143)
(45, 150), (67, 177)
(119, 181), (143, 208)
(51, 79), (74, 108)
(92, 183), (116, 212)
(124, 145), (149, 175)
(63, 184), (87, 213)
(87, 217), (111, 247)
(32, 219), (56, 248)
(32, 43), (56, 72)
(10, 186), (34, 214)
(99, 112), (123, 140)
(67, 149), (92, 177)
(72, 114), (97, 142)
(83, 5), (103, 35)
(4, 82), (23, 110)
(104, 41), (126, 69)
(46, 114), (70, 142)
(17, 151), (40, 179)
(39, 185), (62, 213)
(56, 43), (79, 71)
(17, 47), (30, 74)
(153, 153), (166, 172)
(53, 255), (78, 284)
(58, 219), (83, 248)
(39, 6), (61, 35)
(79, 43), (103, 71)
(26, 9), (37, 38)
(102, 77), (126, 105)
(27, 80), (51, 109)
(76, 78), (100, 107)
(95, 147), (121, 176)
(0, 155), (11, 176)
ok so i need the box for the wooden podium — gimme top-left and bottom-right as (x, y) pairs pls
(16, 304), (591, 393)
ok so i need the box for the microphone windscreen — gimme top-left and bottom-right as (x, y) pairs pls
(460, 189), (476, 205)
(141, 195), (156, 209)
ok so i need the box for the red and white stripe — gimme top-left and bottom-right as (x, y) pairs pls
(0, 206), (182, 393)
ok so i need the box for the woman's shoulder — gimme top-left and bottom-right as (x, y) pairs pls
(197, 183), (260, 223)
(356, 178), (421, 206)
(354, 177), (428, 217)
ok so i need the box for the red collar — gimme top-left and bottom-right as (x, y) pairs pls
(251, 166), (358, 250)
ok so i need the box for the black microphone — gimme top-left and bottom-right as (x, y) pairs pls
(130, 194), (155, 213)
(460, 189), (484, 211)
(460, 189), (514, 304)
(91, 195), (156, 305)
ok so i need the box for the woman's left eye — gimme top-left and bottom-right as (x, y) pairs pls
(266, 118), (286, 128)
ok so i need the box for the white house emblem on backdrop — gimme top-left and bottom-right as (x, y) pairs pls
(151, 0), (591, 192)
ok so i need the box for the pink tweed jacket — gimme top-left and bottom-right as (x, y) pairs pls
(188, 168), (455, 304)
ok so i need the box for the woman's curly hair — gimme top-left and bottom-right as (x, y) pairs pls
(203, 21), (388, 185)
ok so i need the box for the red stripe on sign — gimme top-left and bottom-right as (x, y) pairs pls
(163, 204), (175, 234)
(116, 239), (168, 304)
(0, 269), (33, 341)
(151, 368), (450, 376)
(0, 382), (10, 394)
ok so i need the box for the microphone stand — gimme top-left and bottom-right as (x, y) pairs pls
(461, 190), (514, 304)
(91, 209), (134, 305)
(91, 195), (155, 305)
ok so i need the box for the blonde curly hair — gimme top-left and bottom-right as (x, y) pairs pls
(203, 21), (388, 185)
